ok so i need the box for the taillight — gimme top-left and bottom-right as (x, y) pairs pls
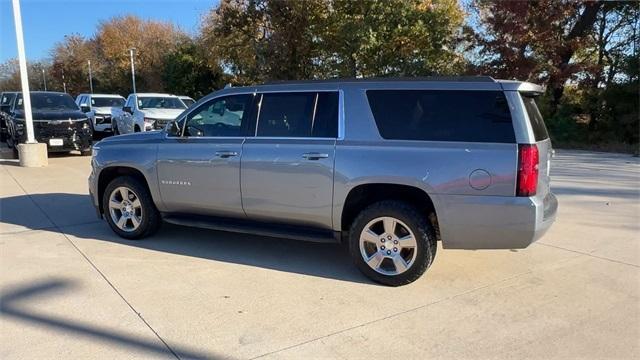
(516, 144), (539, 197)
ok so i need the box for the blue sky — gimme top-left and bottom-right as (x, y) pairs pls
(0, 0), (217, 62)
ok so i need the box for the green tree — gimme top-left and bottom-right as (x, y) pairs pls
(163, 39), (227, 99)
(322, 0), (465, 78)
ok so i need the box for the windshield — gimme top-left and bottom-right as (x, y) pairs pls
(1, 93), (16, 106)
(16, 93), (79, 111)
(138, 97), (186, 110)
(181, 98), (195, 107)
(92, 97), (125, 107)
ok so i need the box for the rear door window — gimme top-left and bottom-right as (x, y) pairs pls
(521, 95), (549, 141)
(366, 90), (515, 143)
(256, 92), (339, 138)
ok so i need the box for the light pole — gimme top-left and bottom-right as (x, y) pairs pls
(11, 0), (34, 144)
(88, 59), (93, 93)
(42, 67), (47, 91)
(62, 68), (67, 93)
(129, 48), (137, 94)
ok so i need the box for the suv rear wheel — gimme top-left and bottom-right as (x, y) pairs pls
(348, 201), (436, 286)
(102, 176), (160, 239)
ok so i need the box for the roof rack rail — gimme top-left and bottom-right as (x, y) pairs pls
(264, 76), (496, 85)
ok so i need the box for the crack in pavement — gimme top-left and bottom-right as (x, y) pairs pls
(536, 241), (640, 268)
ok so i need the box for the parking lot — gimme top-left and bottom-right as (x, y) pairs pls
(0, 149), (638, 359)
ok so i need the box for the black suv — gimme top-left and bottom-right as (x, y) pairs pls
(0, 91), (17, 142)
(6, 91), (93, 155)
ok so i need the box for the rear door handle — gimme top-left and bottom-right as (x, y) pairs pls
(302, 152), (329, 160)
(215, 150), (239, 158)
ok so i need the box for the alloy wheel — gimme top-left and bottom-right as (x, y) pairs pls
(108, 186), (143, 232)
(359, 216), (418, 275)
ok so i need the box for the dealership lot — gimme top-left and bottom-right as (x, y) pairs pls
(1, 150), (638, 359)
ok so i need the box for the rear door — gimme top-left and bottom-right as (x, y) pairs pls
(240, 91), (339, 229)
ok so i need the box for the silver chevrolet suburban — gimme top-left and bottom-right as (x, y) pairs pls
(89, 77), (558, 286)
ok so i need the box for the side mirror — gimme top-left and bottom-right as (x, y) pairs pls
(80, 104), (90, 112)
(166, 121), (182, 137)
(123, 106), (132, 114)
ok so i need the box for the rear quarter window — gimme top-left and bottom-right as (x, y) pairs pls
(366, 90), (515, 143)
(521, 95), (549, 141)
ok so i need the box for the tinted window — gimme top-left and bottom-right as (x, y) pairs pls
(125, 96), (134, 108)
(16, 93), (79, 111)
(366, 90), (515, 143)
(184, 94), (253, 137)
(92, 97), (125, 107)
(521, 95), (549, 141)
(257, 92), (338, 138)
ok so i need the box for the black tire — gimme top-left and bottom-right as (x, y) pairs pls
(134, 125), (141, 133)
(102, 176), (161, 240)
(348, 200), (436, 286)
(113, 122), (120, 135)
(81, 149), (92, 156)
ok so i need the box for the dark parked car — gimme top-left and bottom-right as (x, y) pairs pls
(6, 91), (93, 155)
(0, 91), (17, 142)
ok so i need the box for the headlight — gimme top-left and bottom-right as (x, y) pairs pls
(83, 122), (90, 129)
(144, 117), (156, 125)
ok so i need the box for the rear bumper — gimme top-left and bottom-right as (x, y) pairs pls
(438, 192), (558, 249)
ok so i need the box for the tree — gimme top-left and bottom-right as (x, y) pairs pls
(50, 34), (95, 95)
(94, 15), (185, 93)
(201, 0), (328, 83)
(472, 0), (604, 115)
(321, 0), (466, 78)
(163, 39), (227, 99)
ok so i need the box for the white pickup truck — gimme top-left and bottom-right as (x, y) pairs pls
(111, 93), (187, 134)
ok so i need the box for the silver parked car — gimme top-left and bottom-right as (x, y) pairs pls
(89, 77), (558, 286)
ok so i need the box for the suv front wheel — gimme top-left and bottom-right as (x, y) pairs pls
(348, 201), (436, 286)
(102, 176), (161, 239)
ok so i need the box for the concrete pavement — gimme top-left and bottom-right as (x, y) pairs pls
(1, 150), (638, 359)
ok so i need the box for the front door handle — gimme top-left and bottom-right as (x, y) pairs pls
(215, 150), (239, 158)
(302, 152), (329, 160)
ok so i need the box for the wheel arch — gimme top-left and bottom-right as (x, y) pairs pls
(97, 166), (152, 214)
(340, 183), (440, 242)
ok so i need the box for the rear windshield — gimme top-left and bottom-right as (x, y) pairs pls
(366, 90), (515, 143)
(521, 95), (549, 141)
(92, 97), (125, 107)
(138, 97), (186, 110)
(16, 93), (79, 111)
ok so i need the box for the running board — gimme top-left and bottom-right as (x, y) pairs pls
(162, 214), (340, 243)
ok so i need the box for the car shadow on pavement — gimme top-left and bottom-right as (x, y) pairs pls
(0, 193), (369, 285)
(0, 278), (218, 359)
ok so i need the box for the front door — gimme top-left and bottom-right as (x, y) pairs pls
(157, 94), (255, 217)
(241, 91), (339, 229)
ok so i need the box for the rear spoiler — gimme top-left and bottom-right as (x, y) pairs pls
(499, 81), (544, 95)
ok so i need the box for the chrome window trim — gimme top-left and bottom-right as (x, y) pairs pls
(167, 88), (344, 141)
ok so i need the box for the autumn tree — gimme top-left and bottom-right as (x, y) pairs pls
(471, 0), (605, 115)
(94, 15), (185, 93)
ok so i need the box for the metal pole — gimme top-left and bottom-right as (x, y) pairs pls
(42, 68), (47, 91)
(88, 59), (93, 93)
(129, 48), (136, 94)
(11, 0), (35, 144)
(62, 68), (66, 93)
